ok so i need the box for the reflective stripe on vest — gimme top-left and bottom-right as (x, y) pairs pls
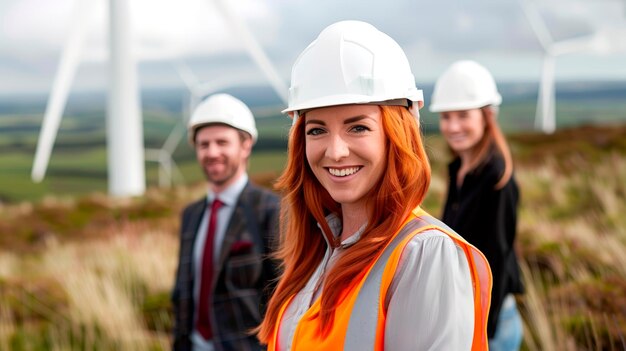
(420, 214), (492, 351)
(344, 218), (426, 350)
(345, 213), (492, 351)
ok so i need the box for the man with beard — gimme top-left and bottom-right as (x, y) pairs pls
(172, 93), (280, 351)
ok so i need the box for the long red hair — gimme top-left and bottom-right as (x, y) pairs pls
(257, 105), (431, 341)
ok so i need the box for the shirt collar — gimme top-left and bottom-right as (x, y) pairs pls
(318, 212), (368, 249)
(206, 173), (248, 207)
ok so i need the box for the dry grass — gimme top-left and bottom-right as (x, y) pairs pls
(0, 303), (15, 351)
(40, 230), (175, 349)
(515, 147), (626, 350)
(0, 219), (181, 350)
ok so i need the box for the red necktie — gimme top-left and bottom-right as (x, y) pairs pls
(196, 198), (223, 339)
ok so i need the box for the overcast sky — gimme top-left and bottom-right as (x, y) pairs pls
(1, 0), (626, 96)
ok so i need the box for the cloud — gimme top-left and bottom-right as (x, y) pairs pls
(0, 0), (625, 95)
(1, 0), (278, 61)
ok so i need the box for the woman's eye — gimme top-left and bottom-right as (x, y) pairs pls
(306, 128), (325, 136)
(350, 125), (370, 133)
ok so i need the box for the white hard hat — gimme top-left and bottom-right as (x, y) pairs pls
(429, 60), (502, 113)
(188, 93), (258, 144)
(282, 20), (424, 117)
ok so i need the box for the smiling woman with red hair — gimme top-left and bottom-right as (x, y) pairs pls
(257, 21), (492, 350)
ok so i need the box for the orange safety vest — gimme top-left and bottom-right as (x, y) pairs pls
(267, 207), (492, 351)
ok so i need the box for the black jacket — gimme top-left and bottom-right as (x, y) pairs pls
(442, 149), (524, 338)
(171, 182), (280, 351)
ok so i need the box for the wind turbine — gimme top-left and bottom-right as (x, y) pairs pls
(143, 62), (248, 190)
(31, 0), (145, 197)
(519, 0), (626, 133)
(145, 0), (289, 189)
(144, 124), (186, 189)
(31, 0), (289, 196)
(175, 62), (261, 113)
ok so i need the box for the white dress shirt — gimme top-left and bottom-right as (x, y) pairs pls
(191, 174), (248, 351)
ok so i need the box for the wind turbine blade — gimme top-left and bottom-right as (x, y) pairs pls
(195, 74), (255, 97)
(172, 61), (200, 123)
(108, 0), (145, 196)
(173, 61), (200, 94)
(211, 0), (289, 104)
(163, 123), (185, 153)
(518, 0), (554, 52)
(160, 154), (172, 188)
(600, 28), (626, 53)
(31, 0), (94, 182)
(552, 34), (597, 56)
(172, 61), (245, 112)
(171, 160), (186, 185)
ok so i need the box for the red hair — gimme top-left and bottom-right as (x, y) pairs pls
(448, 106), (513, 189)
(257, 105), (431, 341)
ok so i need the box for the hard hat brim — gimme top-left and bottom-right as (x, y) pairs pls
(429, 94), (502, 113)
(282, 90), (424, 116)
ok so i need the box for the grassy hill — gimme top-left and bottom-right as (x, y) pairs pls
(0, 122), (625, 350)
(1, 83), (625, 349)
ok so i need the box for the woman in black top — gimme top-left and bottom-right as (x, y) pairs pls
(430, 60), (525, 351)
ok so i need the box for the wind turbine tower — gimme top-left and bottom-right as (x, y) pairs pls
(106, 0), (145, 196)
(31, 0), (145, 197)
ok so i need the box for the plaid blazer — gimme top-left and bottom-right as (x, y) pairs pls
(172, 182), (280, 351)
